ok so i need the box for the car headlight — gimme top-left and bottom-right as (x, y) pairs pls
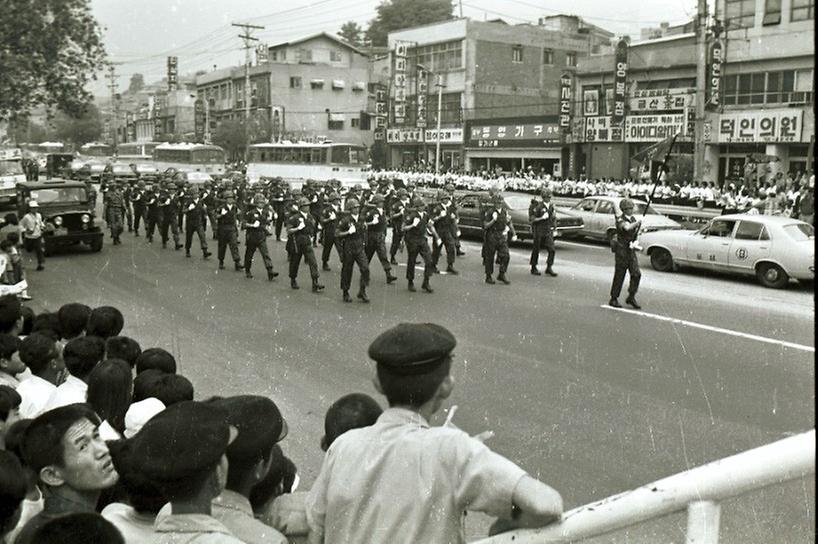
(81, 214), (90, 223)
(54, 216), (63, 227)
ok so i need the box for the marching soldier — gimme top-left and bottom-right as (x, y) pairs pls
(202, 183), (218, 240)
(216, 190), (243, 271)
(243, 194), (278, 281)
(529, 187), (558, 277)
(270, 179), (288, 241)
(131, 181), (146, 237)
(122, 181), (134, 233)
(183, 186), (211, 259)
(444, 183), (466, 256)
(104, 182), (125, 245)
(364, 194), (398, 284)
(335, 198), (370, 303)
(482, 191), (515, 285)
(286, 197), (325, 292)
(402, 196), (435, 293)
(158, 183), (183, 250)
(609, 198), (642, 309)
(319, 192), (342, 271)
(389, 188), (410, 265)
(144, 184), (162, 243)
(430, 192), (459, 275)
(307, 185), (323, 247)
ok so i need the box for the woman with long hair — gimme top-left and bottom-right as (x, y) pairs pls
(86, 359), (133, 438)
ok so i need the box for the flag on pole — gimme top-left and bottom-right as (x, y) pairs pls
(630, 133), (679, 164)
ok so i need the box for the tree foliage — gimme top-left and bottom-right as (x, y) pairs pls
(212, 119), (247, 162)
(338, 21), (364, 47)
(0, 0), (107, 120)
(365, 0), (454, 47)
(127, 73), (145, 95)
(52, 104), (103, 147)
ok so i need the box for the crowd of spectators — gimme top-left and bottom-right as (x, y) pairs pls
(0, 295), (563, 543)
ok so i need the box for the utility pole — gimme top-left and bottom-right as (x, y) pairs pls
(434, 74), (445, 174)
(693, 0), (708, 182)
(232, 22), (264, 122)
(106, 64), (121, 152)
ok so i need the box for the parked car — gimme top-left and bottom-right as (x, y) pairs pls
(16, 179), (104, 254)
(639, 213), (814, 288)
(456, 191), (583, 241)
(563, 195), (681, 242)
(172, 170), (214, 186)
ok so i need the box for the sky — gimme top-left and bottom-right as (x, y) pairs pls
(89, 0), (698, 96)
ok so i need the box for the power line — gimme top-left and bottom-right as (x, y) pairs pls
(232, 22), (265, 121)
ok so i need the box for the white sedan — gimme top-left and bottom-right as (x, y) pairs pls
(563, 195), (681, 241)
(639, 214), (814, 288)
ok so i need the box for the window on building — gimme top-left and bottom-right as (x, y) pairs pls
(542, 48), (554, 64)
(725, 0), (755, 29)
(351, 117), (360, 128)
(566, 52), (577, 66)
(791, 0), (815, 20)
(299, 48), (312, 62)
(330, 50), (342, 62)
(290, 76), (302, 89)
(408, 40), (463, 73)
(512, 45), (523, 63)
(328, 119), (344, 130)
(723, 70), (814, 105)
(270, 50), (286, 61)
(762, 0), (781, 24)
(427, 92), (462, 125)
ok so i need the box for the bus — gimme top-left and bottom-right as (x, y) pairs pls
(152, 143), (226, 175)
(117, 141), (159, 161)
(79, 142), (114, 159)
(246, 141), (368, 189)
(0, 148), (25, 209)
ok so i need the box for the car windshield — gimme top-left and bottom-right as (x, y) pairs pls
(30, 187), (87, 204)
(783, 223), (814, 241)
(631, 202), (659, 215)
(503, 194), (532, 210)
(0, 160), (24, 176)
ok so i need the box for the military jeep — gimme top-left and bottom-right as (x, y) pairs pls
(16, 179), (104, 254)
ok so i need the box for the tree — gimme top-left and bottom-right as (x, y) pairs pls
(365, 0), (454, 47)
(127, 73), (145, 95)
(8, 118), (49, 144)
(0, 0), (107, 120)
(212, 119), (247, 162)
(52, 104), (103, 147)
(338, 21), (364, 47)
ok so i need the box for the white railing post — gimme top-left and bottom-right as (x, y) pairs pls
(685, 500), (721, 544)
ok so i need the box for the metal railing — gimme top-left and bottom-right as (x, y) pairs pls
(475, 429), (815, 544)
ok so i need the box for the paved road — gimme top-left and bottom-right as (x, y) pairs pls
(25, 223), (814, 543)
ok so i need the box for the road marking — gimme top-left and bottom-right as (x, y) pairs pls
(557, 240), (607, 250)
(601, 305), (814, 353)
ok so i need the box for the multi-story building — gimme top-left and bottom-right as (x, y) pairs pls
(195, 33), (374, 148)
(385, 16), (613, 174)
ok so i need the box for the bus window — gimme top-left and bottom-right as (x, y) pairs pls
(311, 149), (323, 163)
(331, 146), (349, 164)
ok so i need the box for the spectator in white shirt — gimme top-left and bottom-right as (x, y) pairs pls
(19, 201), (45, 271)
(17, 334), (65, 419)
(43, 336), (105, 413)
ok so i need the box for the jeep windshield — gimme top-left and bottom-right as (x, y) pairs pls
(29, 187), (87, 204)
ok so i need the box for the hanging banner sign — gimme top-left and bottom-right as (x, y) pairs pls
(167, 57), (178, 91)
(194, 99), (205, 142)
(392, 41), (410, 124)
(425, 128), (463, 144)
(153, 97), (164, 137)
(584, 116), (611, 142)
(559, 73), (572, 130)
(611, 39), (628, 127)
(716, 109), (804, 143)
(706, 38), (724, 111)
(584, 114), (686, 142)
(630, 88), (696, 111)
(386, 128), (423, 143)
(416, 67), (428, 128)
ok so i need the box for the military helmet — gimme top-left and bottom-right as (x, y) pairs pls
(328, 192), (341, 201)
(411, 197), (425, 209)
(620, 198), (635, 211)
(297, 197), (311, 207)
(222, 190), (235, 199)
(371, 194), (385, 205)
(444, 183), (455, 192)
(396, 188), (408, 198)
(345, 198), (360, 210)
(541, 186), (553, 197)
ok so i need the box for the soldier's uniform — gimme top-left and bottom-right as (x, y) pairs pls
(158, 185), (182, 250)
(269, 182), (288, 241)
(184, 188), (211, 259)
(430, 193), (458, 274)
(122, 182), (134, 232)
(216, 191), (243, 271)
(105, 184), (125, 245)
(389, 189), (409, 264)
(319, 193), (342, 270)
(131, 182), (146, 236)
(286, 198), (324, 292)
(335, 198), (370, 302)
(243, 197), (277, 281)
(144, 187), (162, 243)
(202, 185), (218, 240)
(307, 188), (323, 247)
(529, 188), (558, 276)
(402, 197), (434, 293)
(609, 199), (642, 309)
(444, 183), (466, 256)
(364, 195), (397, 284)
(482, 195), (513, 284)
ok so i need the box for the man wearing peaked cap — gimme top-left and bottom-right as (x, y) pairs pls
(389, 188), (411, 265)
(402, 196), (436, 293)
(128, 400), (246, 543)
(335, 197), (370, 303)
(306, 323), (564, 544)
(364, 193), (398, 285)
(205, 396), (289, 544)
(286, 196), (324, 292)
(216, 188), (243, 271)
(243, 194), (278, 281)
(319, 192), (342, 271)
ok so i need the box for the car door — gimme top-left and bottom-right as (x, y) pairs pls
(686, 218), (738, 269)
(728, 220), (771, 272)
(573, 198), (598, 236)
(593, 200), (616, 238)
(457, 195), (481, 232)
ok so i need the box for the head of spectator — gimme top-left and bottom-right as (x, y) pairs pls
(3, 213), (18, 226)
(123, 397), (165, 439)
(85, 306), (124, 339)
(321, 393), (382, 451)
(63, 336), (106, 383)
(106, 439), (167, 516)
(248, 445), (298, 514)
(31, 513), (124, 544)
(128, 401), (235, 516)
(369, 323), (456, 416)
(20, 306), (34, 336)
(18, 404), (118, 538)
(0, 295), (22, 335)
(105, 336), (142, 370)
(19, 333), (63, 385)
(0, 450), (27, 540)
(57, 303), (91, 340)
(86, 359), (133, 436)
(208, 395), (287, 497)
(0, 385), (21, 446)
(0, 333), (23, 383)
(135, 347), (176, 375)
(31, 312), (62, 340)
(132, 370), (193, 406)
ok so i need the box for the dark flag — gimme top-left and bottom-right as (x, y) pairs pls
(630, 133), (679, 164)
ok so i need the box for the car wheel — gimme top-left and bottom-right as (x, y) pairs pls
(90, 238), (103, 252)
(650, 248), (674, 272)
(756, 263), (789, 289)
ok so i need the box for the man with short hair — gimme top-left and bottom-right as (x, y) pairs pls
(609, 198), (642, 309)
(43, 336), (105, 412)
(57, 303), (91, 341)
(0, 334), (23, 389)
(86, 306), (124, 339)
(306, 323), (563, 544)
(105, 336), (142, 370)
(16, 334), (64, 419)
(15, 403), (120, 544)
(19, 202), (45, 271)
(132, 370), (193, 407)
(430, 192), (459, 275)
(388, 188), (410, 265)
(0, 294), (22, 335)
(104, 182), (125, 245)
(482, 191), (515, 285)
(319, 192), (341, 271)
(135, 347), (176, 375)
(158, 183), (183, 250)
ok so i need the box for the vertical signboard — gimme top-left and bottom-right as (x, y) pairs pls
(611, 38), (628, 141)
(270, 106), (284, 142)
(416, 66), (428, 129)
(392, 41), (409, 124)
(153, 96), (164, 138)
(256, 44), (268, 64)
(706, 37), (724, 111)
(194, 99), (205, 142)
(167, 56), (178, 91)
(559, 73), (572, 131)
(374, 84), (387, 140)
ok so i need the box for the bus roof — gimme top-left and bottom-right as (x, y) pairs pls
(249, 141), (364, 149)
(80, 142), (111, 148)
(155, 143), (224, 151)
(0, 148), (22, 160)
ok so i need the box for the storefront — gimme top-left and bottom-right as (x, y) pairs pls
(385, 128), (424, 167)
(385, 127), (463, 169)
(464, 117), (563, 175)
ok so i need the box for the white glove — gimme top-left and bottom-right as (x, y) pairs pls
(492, 211), (499, 220)
(188, 204), (196, 211)
(328, 211), (336, 220)
(511, 234), (518, 242)
(348, 224), (356, 234)
(372, 214), (379, 224)
(456, 229), (461, 237)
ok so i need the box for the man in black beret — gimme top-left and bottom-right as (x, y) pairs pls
(128, 400), (245, 543)
(306, 323), (563, 544)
